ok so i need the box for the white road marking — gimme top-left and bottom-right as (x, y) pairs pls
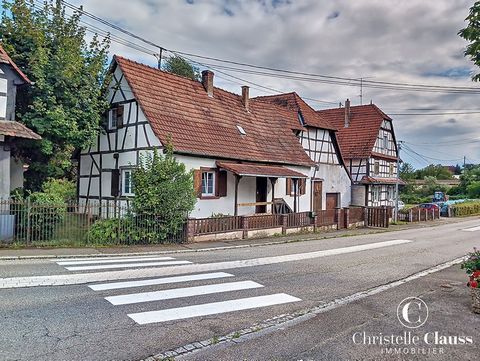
(462, 225), (480, 232)
(128, 293), (301, 324)
(89, 272), (235, 291)
(106, 280), (264, 305)
(65, 260), (192, 271)
(0, 239), (413, 288)
(52, 255), (171, 262)
(57, 256), (175, 266)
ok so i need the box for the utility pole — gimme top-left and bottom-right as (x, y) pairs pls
(360, 78), (363, 105)
(156, 47), (163, 70)
(394, 141), (403, 222)
(464, 156), (466, 168)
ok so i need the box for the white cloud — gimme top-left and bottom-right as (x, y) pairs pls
(73, 0), (480, 167)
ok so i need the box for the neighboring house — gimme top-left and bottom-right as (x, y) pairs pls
(78, 56), (350, 217)
(255, 92), (351, 212)
(0, 45), (41, 200)
(317, 100), (403, 207)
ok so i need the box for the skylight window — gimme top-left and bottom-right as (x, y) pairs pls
(236, 125), (246, 135)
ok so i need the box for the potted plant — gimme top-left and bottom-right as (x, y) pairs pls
(461, 248), (480, 314)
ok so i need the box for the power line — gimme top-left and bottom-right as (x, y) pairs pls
(402, 144), (464, 163)
(58, 0), (480, 95)
(390, 111), (480, 116)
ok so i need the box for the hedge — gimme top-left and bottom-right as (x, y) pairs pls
(451, 201), (480, 217)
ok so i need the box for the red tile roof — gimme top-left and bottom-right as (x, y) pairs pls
(317, 104), (391, 159)
(0, 44), (31, 84)
(217, 161), (307, 178)
(115, 56), (314, 167)
(0, 121), (41, 140)
(255, 92), (337, 130)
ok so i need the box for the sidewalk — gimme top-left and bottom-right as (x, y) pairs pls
(176, 264), (479, 361)
(0, 216), (476, 260)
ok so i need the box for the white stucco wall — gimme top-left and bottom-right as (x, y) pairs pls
(0, 147), (10, 199)
(9, 158), (23, 191)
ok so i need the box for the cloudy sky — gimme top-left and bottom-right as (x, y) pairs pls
(70, 0), (479, 168)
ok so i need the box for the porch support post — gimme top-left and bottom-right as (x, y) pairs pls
(234, 174), (242, 216)
(269, 177), (277, 213)
(293, 178), (298, 213)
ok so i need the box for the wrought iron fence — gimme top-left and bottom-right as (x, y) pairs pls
(0, 199), (187, 245)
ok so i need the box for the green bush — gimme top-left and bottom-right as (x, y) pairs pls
(451, 201), (480, 217)
(86, 218), (138, 245)
(41, 179), (76, 203)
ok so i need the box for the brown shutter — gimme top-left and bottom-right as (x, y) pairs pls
(111, 169), (120, 197)
(300, 179), (306, 195)
(193, 170), (202, 198)
(217, 170), (227, 197)
(286, 178), (291, 195)
(116, 105), (124, 128)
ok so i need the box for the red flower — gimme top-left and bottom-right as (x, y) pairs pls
(473, 271), (480, 278)
(471, 281), (479, 288)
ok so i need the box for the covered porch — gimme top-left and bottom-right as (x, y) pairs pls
(216, 161), (308, 216)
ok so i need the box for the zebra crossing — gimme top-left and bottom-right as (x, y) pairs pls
(51, 254), (302, 325)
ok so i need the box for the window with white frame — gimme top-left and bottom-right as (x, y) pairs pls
(383, 135), (388, 150)
(372, 187), (380, 202)
(201, 171), (215, 196)
(122, 169), (134, 196)
(109, 108), (118, 130)
(388, 186), (395, 200)
(374, 161), (380, 175)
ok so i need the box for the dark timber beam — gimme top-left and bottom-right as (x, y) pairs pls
(293, 178), (298, 213)
(234, 175), (242, 216)
(269, 177), (277, 213)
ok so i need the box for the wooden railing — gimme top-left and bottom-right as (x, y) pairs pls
(192, 216), (244, 235)
(244, 214), (283, 229)
(286, 212), (313, 227)
(398, 207), (440, 222)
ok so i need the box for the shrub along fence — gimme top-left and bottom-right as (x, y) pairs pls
(450, 201), (480, 217)
(0, 199), (187, 246)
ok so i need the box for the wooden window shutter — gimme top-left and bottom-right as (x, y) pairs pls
(193, 170), (202, 198)
(300, 179), (306, 195)
(111, 169), (120, 197)
(116, 105), (124, 128)
(217, 170), (227, 197)
(286, 178), (291, 195)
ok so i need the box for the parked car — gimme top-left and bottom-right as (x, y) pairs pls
(418, 203), (440, 211)
(397, 200), (405, 210)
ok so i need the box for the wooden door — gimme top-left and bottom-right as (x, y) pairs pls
(256, 177), (267, 213)
(313, 181), (322, 213)
(326, 193), (339, 210)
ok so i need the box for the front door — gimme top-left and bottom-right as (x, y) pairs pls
(256, 177), (267, 213)
(313, 181), (323, 213)
(326, 193), (339, 210)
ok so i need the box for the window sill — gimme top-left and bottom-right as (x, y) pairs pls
(199, 195), (220, 200)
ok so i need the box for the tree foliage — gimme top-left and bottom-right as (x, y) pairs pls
(459, 1), (480, 81)
(132, 144), (196, 240)
(162, 55), (200, 80)
(0, 0), (110, 190)
(414, 164), (453, 180)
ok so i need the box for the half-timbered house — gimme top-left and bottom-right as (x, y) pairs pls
(317, 100), (403, 207)
(255, 93), (351, 213)
(78, 56), (351, 218)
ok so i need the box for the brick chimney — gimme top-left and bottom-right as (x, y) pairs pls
(241, 86), (249, 110)
(201, 70), (214, 97)
(344, 98), (351, 128)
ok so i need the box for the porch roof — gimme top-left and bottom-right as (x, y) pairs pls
(217, 161), (308, 178)
(360, 176), (405, 185)
(0, 121), (41, 140)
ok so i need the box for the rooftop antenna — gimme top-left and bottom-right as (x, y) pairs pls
(357, 76), (374, 105)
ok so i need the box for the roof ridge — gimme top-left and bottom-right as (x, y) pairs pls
(114, 55), (249, 100)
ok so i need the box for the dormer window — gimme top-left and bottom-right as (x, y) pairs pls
(236, 125), (246, 135)
(297, 112), (305, 126)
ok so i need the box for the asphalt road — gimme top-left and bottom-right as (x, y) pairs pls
(1, 217), (479, 361)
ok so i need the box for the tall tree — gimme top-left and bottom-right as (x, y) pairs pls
(162, 55), (200, 80)
(0, 0), (110, 190)
(459, 1), (480, 81)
